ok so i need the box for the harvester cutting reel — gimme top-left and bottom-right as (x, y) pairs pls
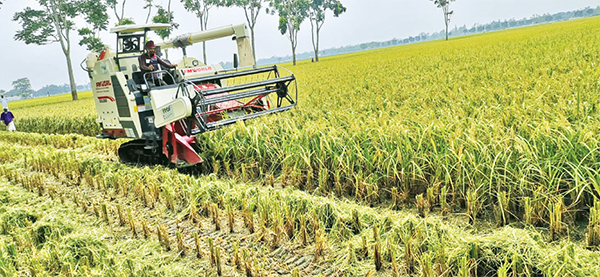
(119, 65), (297, 167)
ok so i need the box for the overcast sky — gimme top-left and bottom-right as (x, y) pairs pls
(0, 0), (598, 91)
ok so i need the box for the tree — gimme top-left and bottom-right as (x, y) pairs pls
(13, 0), (107, 100)
(152, 6), (179, 41)
(307, 0), (345, 62)
(143, 0), (154, 23)
(270, 0), (309, 66)
(180, 0), (221, 65)
(223, 0), (269, 66)
(106, 0), (127, 24)
(78, 0), (109, 52)
(430, 0), (455, 41)
(153, 5), (179, 60)
(12, 78), (34, 99)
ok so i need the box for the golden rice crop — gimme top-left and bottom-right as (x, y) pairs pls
(1, 136), (599, 275)
(6, 17), (600, 245)
(201, 17), (600, 229)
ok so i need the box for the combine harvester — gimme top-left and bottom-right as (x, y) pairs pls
(83, 23), (297, 167)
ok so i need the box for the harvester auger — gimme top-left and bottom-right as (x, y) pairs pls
(83, 23), (297, 167)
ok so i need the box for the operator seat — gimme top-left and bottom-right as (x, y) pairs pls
(132, 71), (145, 85)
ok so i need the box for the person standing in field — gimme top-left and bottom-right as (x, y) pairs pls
(1, 95), (8, 110)
(1, 108), (15, 132)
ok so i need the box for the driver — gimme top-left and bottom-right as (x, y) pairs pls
(138, 40), (177, 86)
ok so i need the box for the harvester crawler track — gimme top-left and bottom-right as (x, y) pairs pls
(118, 139), (168, 166)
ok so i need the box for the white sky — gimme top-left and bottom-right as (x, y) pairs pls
(0, 0), (598, 91)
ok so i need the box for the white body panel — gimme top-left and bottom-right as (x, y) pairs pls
(152, 96), (193, 128)
(90, 53), (143, 138)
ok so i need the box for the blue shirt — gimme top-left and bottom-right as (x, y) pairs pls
(1, 111), (14, 125)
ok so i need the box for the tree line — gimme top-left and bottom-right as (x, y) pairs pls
(0, 77), (91, 100)
(222, 5), (600, 67)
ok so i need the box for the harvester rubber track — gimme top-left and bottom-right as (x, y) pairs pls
(118, 139), (168, 166)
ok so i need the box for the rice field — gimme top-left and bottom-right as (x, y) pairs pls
(1, 16), (600, 276)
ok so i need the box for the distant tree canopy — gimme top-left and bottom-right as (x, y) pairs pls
(12, 78), (34, 99)
(270, 0), (310, 66)
(307, 0), (346, 62)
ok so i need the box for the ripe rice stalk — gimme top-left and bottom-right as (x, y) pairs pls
(497, 259), (510, 277)
(215, 246), (222, 276)
(194, 232), (202, 258)
(176, 231), (185, 256)
(188, 203), (198, 223)
(244, 206), (255, 234)
(234, 242), (241, 270)
(458, 256), (469, 277)
(271, 216), (282, 248)
(391, 187), (400, 210)
(299, 215), (308, 246)
(284, 206), (295, 239)
(224, 160), (233, 176)
(159, 224), (170, 251)
(101, 203), (109, 224)
(142, 219), (150, 239)
(361, 234), (369, 258)
(401, 231), (414, 274)
(81, 198), (89, 214)
(466, 189), (481, 224)
(373, 225), (382, 271)
(243, 248), (253, 277)
(335, 218), (351, 241)
(440, 185), (449, 216)
(426, 186), (436, 206)
(416, 193), (430, 217)
(523, 197), (533, 225)
(587, 201), (600, 249)
(549, 198), (564, 241)
(334, 169), (343, 197)
(207, 236), (215, 265)
(351, 209), (362, 234)
(211, 158), (220, 175)
(347, 242), (356, 265)
(156, 224), (164, 246)
(116, 204), (125, 226)
(227, 204), (235, 233)
(212, 204), (221, 231)
(420, 252), (434, 277)
(494, 191), (510, 227)
(126, 207), (137, 237)
(390, 244), (399, 277)
(253, 257), (261, 277)
(315, 229), (325, 261)
(317, 167), (329, 194)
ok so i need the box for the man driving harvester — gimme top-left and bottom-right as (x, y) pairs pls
(138, 40), (177, 86)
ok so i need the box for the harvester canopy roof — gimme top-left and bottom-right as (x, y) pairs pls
(110, 23), (171, 34)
